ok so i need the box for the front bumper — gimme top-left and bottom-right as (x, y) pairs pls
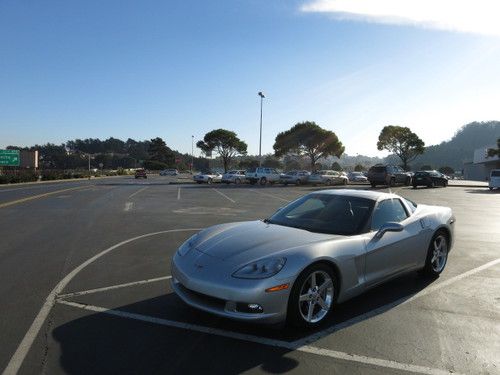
(171, 256), (290, 324)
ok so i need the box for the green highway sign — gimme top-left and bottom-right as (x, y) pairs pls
(0, 149), (20, 166)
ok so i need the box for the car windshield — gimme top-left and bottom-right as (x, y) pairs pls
(266, 194), (375, 235)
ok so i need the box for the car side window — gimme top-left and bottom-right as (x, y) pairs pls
(371, 199), (408, 230)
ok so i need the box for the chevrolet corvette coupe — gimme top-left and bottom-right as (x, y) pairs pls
(171, 190), (455, 328)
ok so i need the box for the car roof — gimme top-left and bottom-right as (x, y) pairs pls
(309, 189), (400, 201)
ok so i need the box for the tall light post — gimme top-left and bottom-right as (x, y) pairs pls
(191, 135), (194, 174)
(258, 91), (265, 166)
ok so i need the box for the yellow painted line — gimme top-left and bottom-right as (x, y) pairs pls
(0, 185), (90, 209)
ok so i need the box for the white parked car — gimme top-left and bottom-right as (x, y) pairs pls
(348, 171), (368, 182)
(221, 170), (246, 184)
(308, 170), (348, 186)
(193, 171), (222, 184)
(245, 167), (281, 185)
(160, 168), (179, 176)
(489, 169), (500, 191)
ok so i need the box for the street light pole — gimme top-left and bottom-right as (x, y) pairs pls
(191, 135), (194, 174)
(258, 91), (265, 166)
(88, 154), (91, 180)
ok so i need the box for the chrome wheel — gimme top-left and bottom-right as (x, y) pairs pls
(298, 271), (334, 323)
(431, 234), (448, 273)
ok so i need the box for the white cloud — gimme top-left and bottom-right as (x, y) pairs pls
(301, 0), (500, 37)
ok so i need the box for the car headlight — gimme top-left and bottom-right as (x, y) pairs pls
(232, 257), (286, 279)
(177, 233), (199, 256)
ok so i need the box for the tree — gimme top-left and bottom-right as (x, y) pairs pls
(196, 129), (247, 172)
(331, 162), (342, 171)
(273, 121), (344, 171)
(354, 164), (365, 172)
(487, 137), (500, 158)
(377, 125), (425, 170)
(438, 166), (454, 175)
(262, 155), (283, 169)
(148, 137), (174, 165)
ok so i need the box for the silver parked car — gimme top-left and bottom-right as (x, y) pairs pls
(308, 170), (348, 186)
(221, 170), (246, 184)
(171, 190), (455, 328)
(280, 170), (310, 185)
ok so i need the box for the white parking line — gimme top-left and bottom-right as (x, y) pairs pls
(56, 300), (456, 375)
(177, 187), (181, 200)
(124, 202), (134, 211)
(249, 189), (290, 203)
(212, 188), (235, 203)
(2, 228), (200, 375)
(57, 276), (172, 299)
(292, 257), (500, 347)
(128, 186), (148, 199)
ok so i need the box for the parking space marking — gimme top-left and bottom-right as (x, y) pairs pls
(249, 189), (291, 203)
(124, 202), (134, 211)
(57, 276), (172, 299)
(293, 257), (500, 347)
(128, 186), (148, 199)
(177, 187), (181, 200)
(212, 188), (236, 203)
(0, 185), (90, 209)
(56, 300), (456, 375)
(3, 228), (200, 375)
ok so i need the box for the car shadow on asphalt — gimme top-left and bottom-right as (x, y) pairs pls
(51, 272), (437, 374)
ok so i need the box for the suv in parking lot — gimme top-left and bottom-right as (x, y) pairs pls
(367, 164), (411, 187)
(245, 167), (281, 185)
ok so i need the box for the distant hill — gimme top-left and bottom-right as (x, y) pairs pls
(386, 121), (500, 171)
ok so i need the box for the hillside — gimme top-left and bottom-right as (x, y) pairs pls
(386, 121), (500, 171)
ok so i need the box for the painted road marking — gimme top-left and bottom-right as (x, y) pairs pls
(128, 186), (148, 199)
(212, 188), (235, 203)
(56, 300), (458, 375)
(0, 185), (90, 209)
(293, 257), (500, 347)
(177, 187), (181, 200)
(249, 189), (290, 203)
(57, 276), (172, 299)
(2, 228), (200, 375)
(124, 202), (134, 211)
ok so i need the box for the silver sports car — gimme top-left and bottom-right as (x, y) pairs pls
(171, 189), (455, 328)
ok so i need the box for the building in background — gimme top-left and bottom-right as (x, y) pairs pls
(463, 145), (500, 181)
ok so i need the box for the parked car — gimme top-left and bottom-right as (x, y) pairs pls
(245, 167), (281, 185)
(160, 168), (179, 176)
(134, 169), (147, 179)
(412, 170), (448, 188)
(171, 189), (455, 328)
(221, 170), (246, 184)
(367, 164), (411, 187)
(193, 171), (222, 184)
(280, 170), (310, 185)
(308, 170), (348, 186)
(348, 171), (368, 182)
(489, 169), (500, 191)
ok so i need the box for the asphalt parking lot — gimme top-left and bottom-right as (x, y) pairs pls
(1, 176), (499, 375)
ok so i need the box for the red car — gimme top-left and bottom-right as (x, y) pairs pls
(134, 169), (147, 179)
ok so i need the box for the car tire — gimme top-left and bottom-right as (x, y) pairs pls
(443, 180), (448, 187)
(389, 177), (395, 187)
(207, 178), (213, 185)
(259, 177), (267, 186)
(412, 184), (417, 189)
(429, 181), (435, 188)
(296, 179), (301, 186)
(287, 263), (338, 329)
(489, 187), (493, 191)
(326, 179), (332, 186)
(421, 230), (449, 277)
(343, 179), (348, 185)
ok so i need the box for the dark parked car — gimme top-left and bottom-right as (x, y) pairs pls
(413, 170), (448, 188)
(134, 169), (147, 179)
(367, 164), (411, 187)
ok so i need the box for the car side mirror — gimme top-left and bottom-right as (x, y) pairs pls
(374, 222), (404, 239)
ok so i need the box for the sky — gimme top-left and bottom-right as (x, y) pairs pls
(1, 0), (500, 157)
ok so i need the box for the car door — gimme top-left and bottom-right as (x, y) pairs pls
(364, 198), (421, 286)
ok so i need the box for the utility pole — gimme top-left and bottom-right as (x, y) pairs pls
(258, 91), (265, 166)
(191, 135), (194, 174)
(88, 154), (91, 180)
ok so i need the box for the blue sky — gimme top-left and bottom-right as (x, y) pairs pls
(1, 0), (499, 157)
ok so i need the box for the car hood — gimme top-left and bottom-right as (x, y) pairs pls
(192, 220), (340, 262)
